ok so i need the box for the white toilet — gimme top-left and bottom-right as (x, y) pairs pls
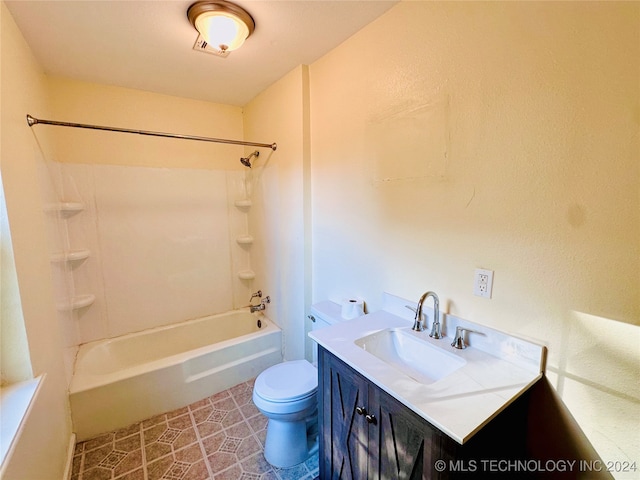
(252, 300), (344, 468)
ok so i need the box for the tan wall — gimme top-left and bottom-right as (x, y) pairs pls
(309, 1), (639, 467)
(46, 77), (244, 170)
(0, 2), (72, 478)
(243, 65), (310, 360)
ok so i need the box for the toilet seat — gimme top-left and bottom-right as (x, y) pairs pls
(254, 360), (317, 402)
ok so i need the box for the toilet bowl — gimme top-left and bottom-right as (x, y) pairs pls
(252, 300), (347, 468)
(252, 360), (318, 468)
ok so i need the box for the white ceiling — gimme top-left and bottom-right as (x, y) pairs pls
(6, 0), (398, 106)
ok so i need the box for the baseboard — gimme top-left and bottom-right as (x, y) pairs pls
(63, 433), (76, 480)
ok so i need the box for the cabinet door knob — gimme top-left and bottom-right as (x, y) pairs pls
(356, 406), (367, 416)
(365, 414), (377, 425)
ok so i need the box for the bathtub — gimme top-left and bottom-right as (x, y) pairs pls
(69, 309), (282, 441)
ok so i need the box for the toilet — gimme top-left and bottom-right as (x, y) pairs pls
(252, 300), (344, 468)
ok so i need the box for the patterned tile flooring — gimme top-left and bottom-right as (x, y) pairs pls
(71, 379), (319, 480)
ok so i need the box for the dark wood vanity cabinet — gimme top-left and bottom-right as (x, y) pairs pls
(318, 347), (369, 479)
(318, 346), (530, 480)
(318, 346), (459, 479)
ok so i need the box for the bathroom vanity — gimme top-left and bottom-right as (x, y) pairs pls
(310, 294), (547, 479)
(319, 346), (541, 479)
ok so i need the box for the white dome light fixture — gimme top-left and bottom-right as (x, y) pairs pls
(187, 1), (255, 55)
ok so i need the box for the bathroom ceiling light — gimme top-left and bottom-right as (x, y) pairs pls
(187, 1), (255, 56)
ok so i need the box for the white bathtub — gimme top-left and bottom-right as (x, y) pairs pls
(69, 309), (282, 441)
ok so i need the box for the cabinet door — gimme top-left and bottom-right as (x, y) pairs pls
(370, 385), (431, 480)
(319, 348), (532, 480)
(319, 347), (369, 480)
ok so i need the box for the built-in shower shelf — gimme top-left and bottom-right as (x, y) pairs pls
(57, 294), (95, 312)
(234, 199), (252, 209)
(236, 235), (254, 245)
(237, 270), (256, 280)
(50, 249), (91, 264)
(46, 202), (85, 217)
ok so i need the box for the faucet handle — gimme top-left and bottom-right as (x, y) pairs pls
(250, 290), (262, 300)
(451, 326), (484, 349)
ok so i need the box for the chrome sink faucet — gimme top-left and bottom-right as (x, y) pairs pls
(412, 291), (442, 339)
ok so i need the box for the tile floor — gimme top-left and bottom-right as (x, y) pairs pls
(70, 379), (319, 480)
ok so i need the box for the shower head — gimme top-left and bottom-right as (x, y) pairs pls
(240, 150), (259, 168)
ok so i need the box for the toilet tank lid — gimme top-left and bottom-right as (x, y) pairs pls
(309, 300), (343, 326)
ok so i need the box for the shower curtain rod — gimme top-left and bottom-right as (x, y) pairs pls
(26, 114), (277, 151)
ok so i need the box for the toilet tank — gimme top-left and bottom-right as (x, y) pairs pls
(309, 300), (345, 365)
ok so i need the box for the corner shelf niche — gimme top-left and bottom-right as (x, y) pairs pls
(237, 270), (256, 280)
(46, 202), (85, 217)
(57, 293), (95, 312)
(234, 196), (255, 281)
(236, 235), (254, 245)
(49, 199), (95, 314)
(50, 249), (91, 264)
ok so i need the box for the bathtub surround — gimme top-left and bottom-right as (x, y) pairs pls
(43, 77), (262, 382)
(52, 162), (262, 383)
(60, 164), (236, 340)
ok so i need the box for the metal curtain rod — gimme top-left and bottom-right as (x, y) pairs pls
(26, 114), (277, 151)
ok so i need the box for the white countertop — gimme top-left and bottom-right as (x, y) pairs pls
(309, 295), (546, 444)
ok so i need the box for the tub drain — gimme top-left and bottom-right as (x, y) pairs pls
(257, 319), (262, 328)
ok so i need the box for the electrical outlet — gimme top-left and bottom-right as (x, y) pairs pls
(473, 268), (494, 298)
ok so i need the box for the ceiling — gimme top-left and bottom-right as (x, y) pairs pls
(6, 0), (398, 106)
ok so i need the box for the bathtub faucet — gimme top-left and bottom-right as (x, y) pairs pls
(248, 290), (264, 312)
(250, 290), (262, 300)
(250, 296), (270, 313)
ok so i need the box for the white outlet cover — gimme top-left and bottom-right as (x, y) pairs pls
(474, 268), (494, 298)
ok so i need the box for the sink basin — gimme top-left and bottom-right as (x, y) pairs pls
(354, 328), (466, 384)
